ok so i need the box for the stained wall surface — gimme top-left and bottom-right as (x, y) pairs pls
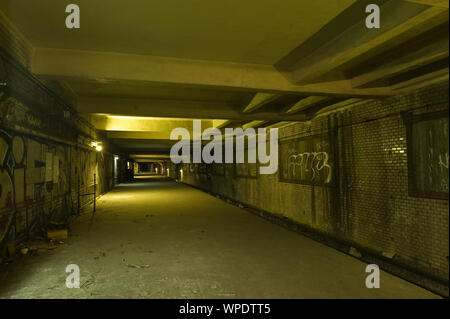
(0, 51), (114, 254)
(179, 82), (449, 287)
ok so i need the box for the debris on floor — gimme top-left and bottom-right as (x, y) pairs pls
(126, 263), (150, 269)
(19, 240), (62, 256)
(122, 258), (150, 269)
(1, 237), (66, 265)
(47, 229), (68, 241)
(81, 274), (96, 289)
(93, 251), (107, 260)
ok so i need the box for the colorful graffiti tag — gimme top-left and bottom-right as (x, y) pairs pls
(0, 129), (72, 243)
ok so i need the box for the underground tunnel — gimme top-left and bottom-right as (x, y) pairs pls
(0, 0), (448, 304)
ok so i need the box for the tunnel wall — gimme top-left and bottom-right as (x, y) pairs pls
(0, 50), (114, 254)
(179, 82), (449, 286)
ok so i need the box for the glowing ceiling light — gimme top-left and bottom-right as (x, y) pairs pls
(96, 145), (103, 152)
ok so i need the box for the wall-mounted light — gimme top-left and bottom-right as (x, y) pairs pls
(90, 141), (103, 152)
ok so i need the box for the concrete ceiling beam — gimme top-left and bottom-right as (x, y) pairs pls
(106, 132), (177, 140)
(288, 4), (448, 85)
(242, 120), (276, 130)
(392, 67), (449, 91)
(78, 96), (313, 121)
(283, 96), (331, 115)
(241, 93), (281, 113)
(30, 48), (393, 98)
(314, 98), (363, 117)
(351, 36), (449, 88)
(404, 0), (449, 8)
(92, 116), (213, 132)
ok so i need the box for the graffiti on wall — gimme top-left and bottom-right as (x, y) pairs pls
(0, 131), (14, 243)
(404, 110), (449, 199)
(0, 96), (43, 130)
(286, 151), (332, 184)
(279, 134), (334, 185)
(0, 129), (74, 243)
(0, 53), (114, 248)
(0, 128), (109, 245)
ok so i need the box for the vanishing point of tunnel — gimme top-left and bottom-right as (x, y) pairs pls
(0, 0), (449, 300)
(0, 178), (439, 298)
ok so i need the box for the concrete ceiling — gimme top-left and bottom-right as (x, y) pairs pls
(0, 0), (355, 64)
(64, 79), (253, 104)
(0, 0), (448, 156)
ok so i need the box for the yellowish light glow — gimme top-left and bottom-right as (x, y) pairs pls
(91, 141), (98, 147)
(96, 145), (103, 152)
(105, 115), (199, 121)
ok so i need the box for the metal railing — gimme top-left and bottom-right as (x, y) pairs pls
(77, 173), (97, 215)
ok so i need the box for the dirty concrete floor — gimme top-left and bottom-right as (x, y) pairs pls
(0, 177), (440, 298)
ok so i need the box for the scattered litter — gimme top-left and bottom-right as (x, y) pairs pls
(47, 229), (68, 241)
(21, 241), (58, 256)
(127, 263), (150, 269)
(1, 237), (65, 264)
(122, 258), (150, 269)
(81, 274), (96, 289)
(94, 251), (106, 260)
